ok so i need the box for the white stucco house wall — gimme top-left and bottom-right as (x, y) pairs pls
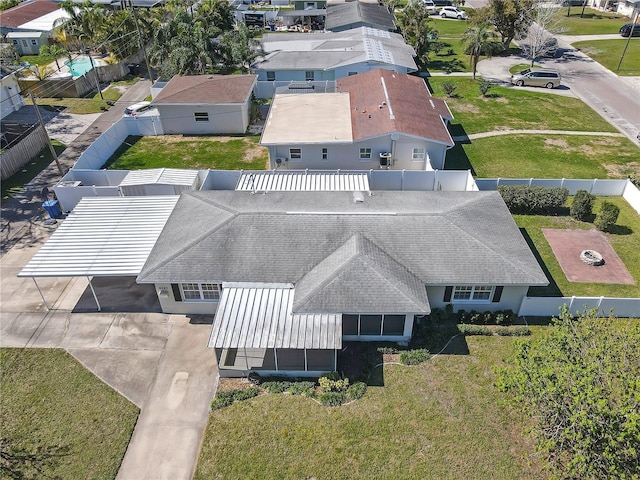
(1, 67), (25, 118)
(260, 69), (455, 171)
(151, 74), (257, 135)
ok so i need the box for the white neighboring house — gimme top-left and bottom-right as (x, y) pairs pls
(6, 31), (49, 55)
(252, 27), (417, 89)
(151, 74), (257, 135)
(260, 69), (455, 171)
(0, 67), (25, 119)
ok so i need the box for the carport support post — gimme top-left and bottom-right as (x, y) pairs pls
(87, 276), (101, 311)
(32, 278), (50, 310)
(244, 347), (249, 372)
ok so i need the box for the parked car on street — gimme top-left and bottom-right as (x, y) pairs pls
(433, 0), (452, 5)
(439, 6), (467, 19)
(510, 68), (561, 89)
(619, 23), (640, 37)
(422, 0), (438, 14)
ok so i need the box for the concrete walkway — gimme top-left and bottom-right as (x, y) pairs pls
(452, 129), (625, 141)
(1, 77), (219, 480)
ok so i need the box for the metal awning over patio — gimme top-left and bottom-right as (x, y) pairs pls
(18, 196), (179, 278)
(236, 172), (369, 192)
(208, 283), (342, 350)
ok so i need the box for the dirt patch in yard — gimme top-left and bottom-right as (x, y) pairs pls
(451, 103), (480, 114)
(604, 161), (640, 178)
(544, 138), (570, 149)
(243, 143), (269, 165)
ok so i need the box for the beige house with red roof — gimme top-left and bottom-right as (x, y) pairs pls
(260, 69), (454, 170)
(151, 74), (257, 135)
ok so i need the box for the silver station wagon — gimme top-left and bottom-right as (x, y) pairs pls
(510, 68), (561, 89)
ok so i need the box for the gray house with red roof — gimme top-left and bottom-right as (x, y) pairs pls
(260, 69), (454, 170)
(151, 74), (257, 135)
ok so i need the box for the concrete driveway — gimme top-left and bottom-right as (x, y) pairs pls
(1, 186), (218, 479)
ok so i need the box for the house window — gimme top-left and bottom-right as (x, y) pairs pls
(412, 147), (426, 161)
(266, 71), (275, 81)
(348, 72), (357, 76)
(321, 148), (328, 161)
(342, 314), (406, 336)
(359, 148), (372, 160)
(22, 40), (27, 47)
(453, 285), (494, 301)
(305, 71), (314, 81)
(180, 283), (220, 301)
(12, 40), (17, 45)
(31, 39), (38, 45)
(194, 112), (209, 122)
(289, 148), (302, 161)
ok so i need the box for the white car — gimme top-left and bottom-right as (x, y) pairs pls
(439, 6), (467, 19)
(423, 0), (438, 14)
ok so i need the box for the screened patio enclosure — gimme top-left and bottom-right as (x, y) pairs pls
(208, 284), (342, 377)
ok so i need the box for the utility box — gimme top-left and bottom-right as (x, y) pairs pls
(42, 199), (61, 219)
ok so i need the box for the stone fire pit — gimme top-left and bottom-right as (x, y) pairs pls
(580, 249), (604, 266)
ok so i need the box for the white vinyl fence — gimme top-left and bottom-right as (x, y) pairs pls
(476, 177), (640, 214)
(519, 296), (640, 318)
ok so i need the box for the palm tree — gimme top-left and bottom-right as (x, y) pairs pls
(39, 44), (68, 71)
(462, 23), (499, 79)
(396, 0), (437, 70)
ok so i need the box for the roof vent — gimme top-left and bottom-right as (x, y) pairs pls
(353, 191), (364, 203)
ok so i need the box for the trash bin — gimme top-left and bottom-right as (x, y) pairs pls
(127, 63), (140, 75)
(42, 199), (61, 219)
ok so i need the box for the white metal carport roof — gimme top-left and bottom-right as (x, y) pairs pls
(208, 283), (342, 350)
(236, 172), (369, 192)
(119, 168), (199, 187)
(18, 196), (179, 278)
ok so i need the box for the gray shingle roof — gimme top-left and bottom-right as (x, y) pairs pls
(294, 233), (430, 313)
(325, 1), (395, 31)
(138, 191), (548, 312)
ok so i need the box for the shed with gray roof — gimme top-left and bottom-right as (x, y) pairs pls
(325, 1), (395, 32)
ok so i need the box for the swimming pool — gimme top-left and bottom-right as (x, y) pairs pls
(64, 56), (95, 77)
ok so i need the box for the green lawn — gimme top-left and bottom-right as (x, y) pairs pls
(557, 8), (631, 35)
(104, 135), (269, 170)
(428, 77), (617, 134)
(573, 39), (640, 76)
(515, 197), (640, 298)
(27, 78), (139, 114)
(1, 141), (66, 205)
(195, 336), (546, 479)
(445, 134), (638, 179)
(19, 54), (54, 67)
(0, 349), (138, 479)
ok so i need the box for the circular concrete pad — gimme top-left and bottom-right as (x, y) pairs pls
(542, 229), (635, 284)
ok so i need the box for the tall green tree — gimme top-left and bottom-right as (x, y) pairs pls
(396, 0), (437, 69)
(497, 308), (640, 479)
(220, 23), (261, 72)
(462, 23), (499, 79)
(39, 44), (68, 71)
(473, 0), (534, 48)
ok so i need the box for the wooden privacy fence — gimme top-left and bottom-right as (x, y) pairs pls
(518, 296), (640, 318)
(0, 123), (48, 180)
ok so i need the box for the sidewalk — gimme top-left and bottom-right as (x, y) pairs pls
(0, 79), (152, 256)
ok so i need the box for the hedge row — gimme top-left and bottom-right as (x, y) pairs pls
(498, 185), (568, 214)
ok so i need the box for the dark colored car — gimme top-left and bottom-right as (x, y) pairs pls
(561, 0), (586, 5)
(620, 23), (640, 37)
(433, 0), (452, 6)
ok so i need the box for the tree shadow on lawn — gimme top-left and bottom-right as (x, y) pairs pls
(519, 227), (563, 297)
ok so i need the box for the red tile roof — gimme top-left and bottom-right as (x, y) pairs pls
(151, 74), (257, 105)
(337, 69), (454, 146)
(0, 0), (60, 28)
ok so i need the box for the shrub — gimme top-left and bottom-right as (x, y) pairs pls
(318, 391), (346, 407)
(262, 381), (292, 394)
(495, 326), (531, 336)
(377, 346), (399, 354)
(570, 190), (595, 221)
(594, 201), (620, 232)
(399, 349), (431, 365)
(211, 387), (259, 410)
(629, 172), (639, 188)
(318, 374), (348, 393)
(458, 324), (492, 336)
(498, 185), (568, 214)
(478, 79), (493, 96)
(442, 81), (457, 97)
(287, 381), (316, 396)
(346, 382), (367, 401)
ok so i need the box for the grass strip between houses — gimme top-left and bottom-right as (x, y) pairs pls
(0, 348), (138, 479)
(572, 39), (640, 76)
(104, 135), (269, 171)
